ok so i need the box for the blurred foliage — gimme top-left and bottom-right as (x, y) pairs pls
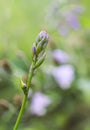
(0, 0), (90, 130)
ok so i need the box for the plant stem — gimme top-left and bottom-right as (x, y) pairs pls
(13, 63), (35, 130)
(13, 95), (27, 130)
(13, 30), (48, 130)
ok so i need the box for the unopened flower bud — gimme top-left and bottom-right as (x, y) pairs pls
(32, 46), (37, 60)
(34, 52), (46, 69)
(35, 31), (49, 55)
(32, 46), (36, 55)
(31, 31), (49, 70)
(36, 31), (49, 44)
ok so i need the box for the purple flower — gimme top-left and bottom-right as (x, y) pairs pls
(52, 65), (75, 89)
(46, 0), (84, 36)
(65, 13), (80, 30)
(52, 49), (69, 63)
(30, 92), (51, 116)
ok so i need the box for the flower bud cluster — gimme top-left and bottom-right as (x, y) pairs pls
(21, 31), (49, 94)
(32, 31), (49, 69)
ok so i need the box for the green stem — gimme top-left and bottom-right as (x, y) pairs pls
(13, 30), (48, 130)
(13, 95), (27, 130)
(13, 63), (35, 130)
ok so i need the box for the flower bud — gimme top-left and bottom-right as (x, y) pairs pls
(35, 31), (49, 55)
(36, 31), (49, 44)
(34, 52), (46, 69)
(32, 46), (36, 56)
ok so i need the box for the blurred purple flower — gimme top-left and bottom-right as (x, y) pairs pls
(65, 13), (80, 29)
(30, 92), (51, 116)
(52, 65), (75, 89)
(46, 0), (84, 36)
(52, 49), (69, 63)
(73, 5), (84, 14)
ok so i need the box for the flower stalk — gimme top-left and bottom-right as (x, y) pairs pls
(13, 31), (49, 130)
